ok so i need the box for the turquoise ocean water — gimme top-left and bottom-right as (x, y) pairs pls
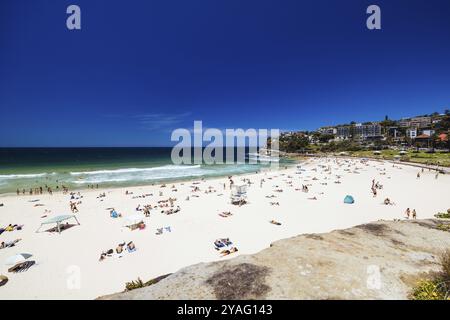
(0, 148), (289, 194)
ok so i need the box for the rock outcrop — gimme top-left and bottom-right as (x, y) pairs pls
(99, 219), (450, 300)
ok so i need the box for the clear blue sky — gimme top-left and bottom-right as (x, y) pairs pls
(1, 0), (449, 147)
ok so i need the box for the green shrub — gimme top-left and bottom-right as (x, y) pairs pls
(411, 250), (450, 300)
(411, 280), (446, 300)
(435, 212), (450, 219)
(437, 224), (450, 232)
(125, 274), (171, 292)
(125, 278), (145, 291)
(440, 250), (450, 280)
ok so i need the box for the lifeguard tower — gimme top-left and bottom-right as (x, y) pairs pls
(231, 184), (248, 205)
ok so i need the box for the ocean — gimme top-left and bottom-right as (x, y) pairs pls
(0, 148), (289, 194)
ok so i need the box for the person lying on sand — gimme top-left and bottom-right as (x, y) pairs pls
(214, 239), (224, 248)
(214, 238), (232, 250)
(220, 247), (238, 257)
(270, 202), (280, 206)
(307, 197), (317, 200)
(116, 243), (125, 254)
(219, 211), (232, 218)
(0, 239), (21, 249)
(270, 220), (282, 226)
(4, 224), (22, 232)
(99, 249), (114, 261)
(127, 241), (136, 253)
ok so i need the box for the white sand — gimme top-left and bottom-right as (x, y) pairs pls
(0, 157), (449, 299)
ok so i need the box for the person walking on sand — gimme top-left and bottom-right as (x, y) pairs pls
(412, 209), (417, 219)
(417, 172), (420, 179)
(405, 208), (410, 219)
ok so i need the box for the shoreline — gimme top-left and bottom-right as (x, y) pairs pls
(0, 162), (295, 198)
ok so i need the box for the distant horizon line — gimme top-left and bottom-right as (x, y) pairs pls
(0, 146), (264, 148)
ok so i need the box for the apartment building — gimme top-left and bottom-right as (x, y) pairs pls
(399, 116), (432, 128)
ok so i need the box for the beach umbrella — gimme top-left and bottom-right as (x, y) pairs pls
(5, 253), (32, 265)
(124, 214), (145, 226)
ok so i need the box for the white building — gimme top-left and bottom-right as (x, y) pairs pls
(406, 128), (417, 139)
(422, 129), (435, 136)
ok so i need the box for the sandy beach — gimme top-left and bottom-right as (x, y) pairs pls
(0, 157), (449, 299)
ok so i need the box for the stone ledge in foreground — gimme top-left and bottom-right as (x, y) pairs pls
(98, 219), (450, 300)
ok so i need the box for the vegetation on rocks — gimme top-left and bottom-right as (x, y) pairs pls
(411, 250), (450, 300)
(435, 211), (450, 219)
(125, 274), (171, 292)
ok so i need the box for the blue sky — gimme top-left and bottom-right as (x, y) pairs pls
(1, 0), (449, 147)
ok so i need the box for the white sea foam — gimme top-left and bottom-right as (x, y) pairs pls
(247, 154), (280, 162)
(69, 165), (207, 184)
(0, 173), (53, 180)
(69, 165), (201, 176)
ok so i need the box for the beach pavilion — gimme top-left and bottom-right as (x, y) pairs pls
(36, 215), (80, 234)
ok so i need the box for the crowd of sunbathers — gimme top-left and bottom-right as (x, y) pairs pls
(136, 204), (152, 216)
(162, 206), (181, 215)
(97, 192), (106, 199)
(158, 198), (177, 207)
(0, 225), (33, 276)
(99, 241), (136, 261)
(15, 184), (70, 196)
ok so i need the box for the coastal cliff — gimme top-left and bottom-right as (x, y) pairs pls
(99, 218), (450, 300)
